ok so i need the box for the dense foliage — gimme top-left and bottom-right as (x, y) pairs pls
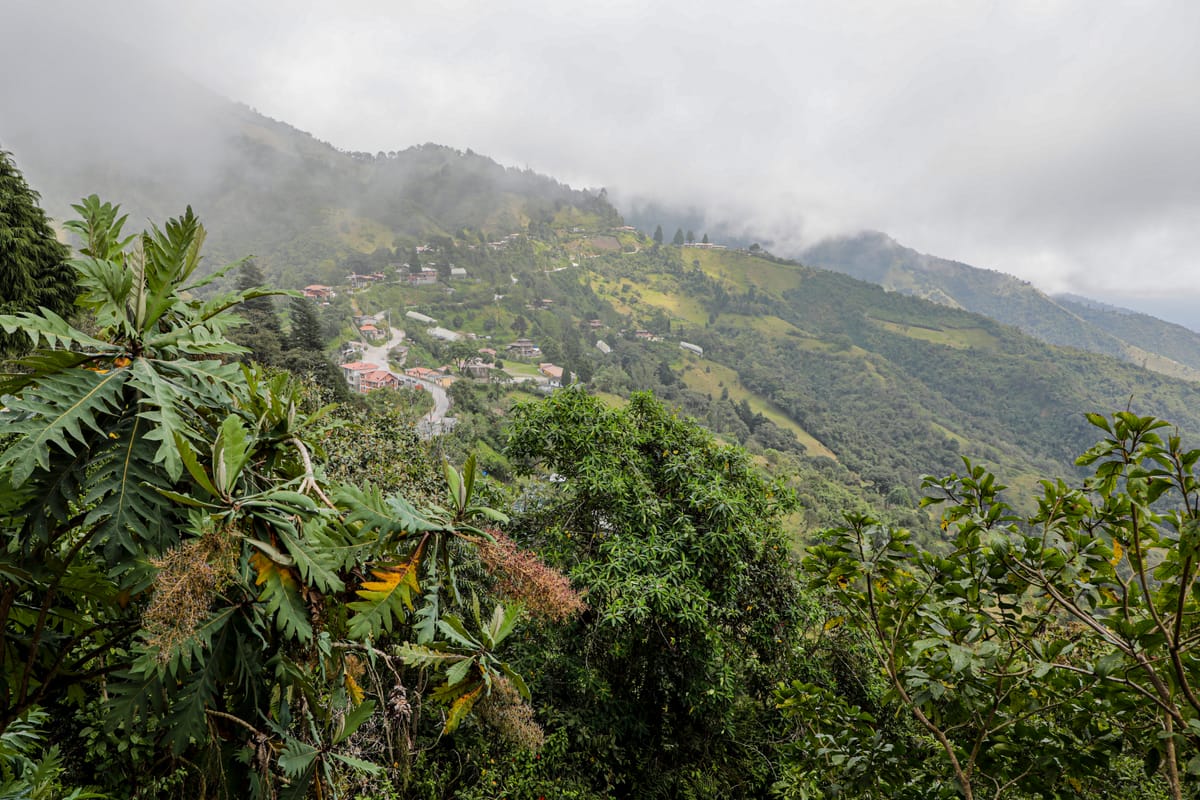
(0, 200), (572, 798)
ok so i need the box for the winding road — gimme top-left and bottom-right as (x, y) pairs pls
(358, 329), (452, 434)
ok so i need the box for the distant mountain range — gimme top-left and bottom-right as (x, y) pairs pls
(803, 231), (1200, 381)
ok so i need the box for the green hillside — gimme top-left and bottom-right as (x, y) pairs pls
(335, 228), (1200, 537)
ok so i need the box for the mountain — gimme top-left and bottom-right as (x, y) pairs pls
(9, 39), (1200, 535)
(0, 38), (617, 291)
(802, 231), (1200, 381)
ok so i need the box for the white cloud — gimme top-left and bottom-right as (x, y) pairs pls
(7, 0), (1200, 301)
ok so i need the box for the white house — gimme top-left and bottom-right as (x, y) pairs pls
(428, 327), (463, 342)
(680, 341), (704, 357)
(406, 310), (437, 325)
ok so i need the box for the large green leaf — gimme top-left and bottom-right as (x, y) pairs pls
(83, 415), (175, 557)
(0, 367), (129, 486)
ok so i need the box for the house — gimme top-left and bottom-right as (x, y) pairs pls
(595, 339), (612, 355)
(407, 269), (439, 286)
(405, 367), (442, 381)
(680, 341), (704, 357)
(339, 361), (379, 392)
(405, 310), (437, 325)
(449, 267), (468, 280)
(477, 347), (497, 361)
(538, 363), (564, 386)
(588, 319), (604, 329)
(506, 338), (541, 359)
(359, 370), (400, 393)
(348, 272), (387, 289)
(303, 284), (333, 300)
(464, 358), (492, 380)
(633, 330), (662, 341)
(428, 327), (462, 342)
(358, 323), (385, 342)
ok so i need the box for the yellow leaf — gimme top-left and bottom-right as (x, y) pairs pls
(1110, 540), (1123, 566)
(251, 550), (298, 589)
(345, 673), (365, 706)
(358, 549), (423, 610)
(444, 682), (484, 733)
(824, 615), (845, 631)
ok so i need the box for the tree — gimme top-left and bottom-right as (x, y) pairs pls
(653, 224), (663, 245)
(686, 229), (695, 244)
(702, 232), (709, 244)
(232, 259), (284, 364)
(287, 295), (326, 352)
(505, 390), (802, 796)
(0, 150), (75, 354)
(672, 227), (685, 246)
(794, 411), (1200, 799)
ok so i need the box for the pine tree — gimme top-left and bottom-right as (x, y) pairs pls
(0, 150), (75, 353)
(673, 228), (685, 246)
(287, 295), (325, 352)
(232, 260), (284, 363)
(702, 232), (709, 244)
(653, 225), (664, 245)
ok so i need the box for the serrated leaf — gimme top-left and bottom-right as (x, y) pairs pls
(0, 367), (128, 486)
(214, 414), (251, 495)
(444, 657), (477, 687)
(275, 521), (343, 593)
(333, 699), (376, 745)
(251, 551), (312, 641)
(396, 642), (471, 669)
(499, 663), (531, 700)
(278, 740), (318, 777)
(437, 614), (480, 650)
(445, 459), (464, 510)
(330, 751), (384, 775)
(444, 682), (484, 733)
(347, 541), (426, 640)
(344, 673), (364, 706)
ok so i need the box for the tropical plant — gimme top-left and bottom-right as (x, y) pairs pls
(0, 198), (542, 797)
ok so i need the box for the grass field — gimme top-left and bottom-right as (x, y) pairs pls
(679, 360), (838, 459)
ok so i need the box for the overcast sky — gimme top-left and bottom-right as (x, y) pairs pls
(10, 1), (1200, 316)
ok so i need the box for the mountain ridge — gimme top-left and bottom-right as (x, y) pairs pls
(802, 230), (1200, 380)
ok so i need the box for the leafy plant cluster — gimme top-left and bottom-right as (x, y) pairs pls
(0, 197), (581, 798)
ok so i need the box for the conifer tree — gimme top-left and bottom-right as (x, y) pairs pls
(233, 260), (284, 363)
(0, 150), (75, 353)
(672, 228), (685, 246)
(287, 295), (325, 352)
(653, 224), (663, 245)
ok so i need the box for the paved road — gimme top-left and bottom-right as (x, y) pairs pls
(358, 329), (452, 428)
